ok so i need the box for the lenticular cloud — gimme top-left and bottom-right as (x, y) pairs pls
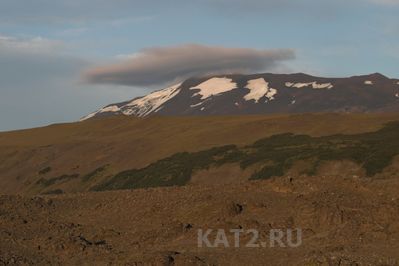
(83, 44), (295, 87)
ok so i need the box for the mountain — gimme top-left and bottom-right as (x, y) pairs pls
(81, 73), (399, 120)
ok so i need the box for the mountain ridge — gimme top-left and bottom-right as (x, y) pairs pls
(81, 72), (399, 120)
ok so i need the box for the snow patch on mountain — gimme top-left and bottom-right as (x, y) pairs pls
(285, 82), (333, 89)
(80, 105), (121, 121)
(102, 105), (121, 113)
(190, 77), (237, 100)
(190, 102), (203, 108)
(123, 83), (182, 116)
(265, 88), (278, 101)
(364, 80), (373, 85)
(80, 83), (181, 121)
(244, 78), (277, 103)
(312, 83), (333, 89)
(80, 113), (96, 121)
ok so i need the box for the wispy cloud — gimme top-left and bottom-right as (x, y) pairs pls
(0, 0), (170, 25)
(83, 44), (295, 87)
(0, 35), (64, 54)
(0, 34), (136, 131)
(0, 0), (397, 26)
(57, 27), (88, 37)
(369, 0), (399, 5)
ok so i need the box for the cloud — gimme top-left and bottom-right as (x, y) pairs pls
(0, 35), (64, 54)
(0, 1), (322, 25)
(0, 0), (171, 25)
(1, 0), (395, 26)
(0, 34), (139, 131)
(0, 35), (85, 85)
(369, 0), (399, 4)
(83, 44), (295, 87)
(209, 0), (399, 8)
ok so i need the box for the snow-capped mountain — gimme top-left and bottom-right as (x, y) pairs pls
(81, 73), (399, 120)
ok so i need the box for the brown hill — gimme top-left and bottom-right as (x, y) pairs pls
(1, 113), (399, 195)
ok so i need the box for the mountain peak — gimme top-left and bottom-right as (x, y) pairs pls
(366, 72), (389, 79)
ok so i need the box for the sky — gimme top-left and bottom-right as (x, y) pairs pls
(0, 0), (398, 131)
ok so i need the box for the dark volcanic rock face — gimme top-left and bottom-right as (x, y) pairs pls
(81, 73), (399, 120)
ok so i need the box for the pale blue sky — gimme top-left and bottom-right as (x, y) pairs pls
(0, 0), (398, 131)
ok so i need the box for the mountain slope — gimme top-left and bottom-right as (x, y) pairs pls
(93, 121), (399, 192)
(82, 73), (399, 120)
(1, 113), (399, 195)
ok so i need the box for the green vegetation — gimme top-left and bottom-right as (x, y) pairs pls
(81, 165), (109, 182)
(93, 122), (399, 191)
(41, 189), (64, 195)
(36, 174), (79, 187)
(92, 145), (242, 191)
(38, 166), (52, 175)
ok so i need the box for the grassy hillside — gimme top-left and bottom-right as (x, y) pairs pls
(1, 113), (399, 195)
(93, 121), (399, 191)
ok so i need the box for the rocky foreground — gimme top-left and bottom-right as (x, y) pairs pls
(1, 174), (399, 265)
